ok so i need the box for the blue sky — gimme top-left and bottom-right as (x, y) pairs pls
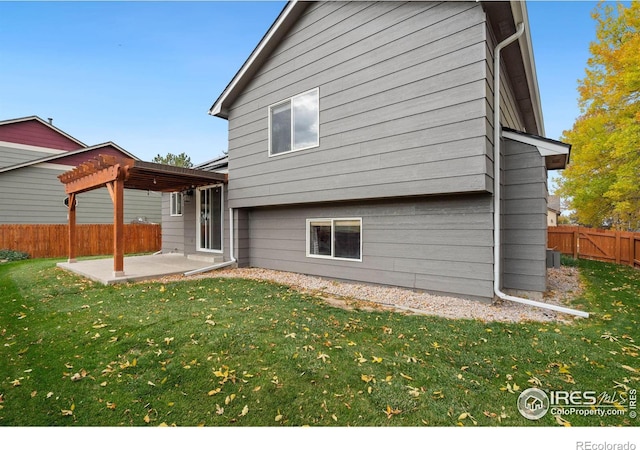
(0, 1), (604, 166)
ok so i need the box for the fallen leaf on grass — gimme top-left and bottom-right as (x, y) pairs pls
(458, 412), (477, 425)
(208, 388), (221, 396)
(61, 403), (75, 416)
(621, 365), (637, 373)
(554, 415), (571, 427)
(240, 405), (249, 417)
(383, 405), (401, 419)
(70, 370), (88, 382)
(361, 374), (375, 383)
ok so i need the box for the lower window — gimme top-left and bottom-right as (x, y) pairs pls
(307, 218), (362, 261)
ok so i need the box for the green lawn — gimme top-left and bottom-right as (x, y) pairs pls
(0, 257), (638, 426)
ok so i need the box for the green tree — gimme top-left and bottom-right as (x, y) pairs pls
(558, 1), (640, 230)
(152, 152), (193, 168)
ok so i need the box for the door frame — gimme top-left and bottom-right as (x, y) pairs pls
(196, 184), (224, 253)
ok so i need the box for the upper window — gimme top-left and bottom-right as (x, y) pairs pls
(170, 192), (183, 216)
(307, 218), (362, 261)
(269, 88), (319, 156)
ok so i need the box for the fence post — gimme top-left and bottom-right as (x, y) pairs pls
(631, 235), (636, 268)
(573, 231), (579, 259)
(615, 231), (621, 264)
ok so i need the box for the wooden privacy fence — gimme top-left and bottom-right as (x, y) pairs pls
(548, 226), (640, 268)
(0, 224), (161, 259)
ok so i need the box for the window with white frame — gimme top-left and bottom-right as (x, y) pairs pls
(170, 192), (183, 216)
(307, 218), (362, 261)
(269, 88), (319, 156)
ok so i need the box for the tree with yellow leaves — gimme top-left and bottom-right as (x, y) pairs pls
(558, 2), (640, 230)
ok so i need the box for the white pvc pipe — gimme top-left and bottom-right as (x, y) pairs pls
(493, 23), (589, 319)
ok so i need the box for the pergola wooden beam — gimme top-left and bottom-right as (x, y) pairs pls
(58, 155), (228, 278)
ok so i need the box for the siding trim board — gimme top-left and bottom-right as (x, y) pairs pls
(0, 140), (67, 155)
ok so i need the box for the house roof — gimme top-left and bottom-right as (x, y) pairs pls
(0, 116), (87, 148)
(483, 1), (544, 135)
(548, 195), (561, 213)
(0, 142), (139, 174)
(208, 1), (545, 135)
(502, 127), (571, 170)
(195, 154), (229, 173)
(208, 1), (307, 119)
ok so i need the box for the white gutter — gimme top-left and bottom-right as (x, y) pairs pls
(184, 207), (238, 276)
(492, 23), (589, 319)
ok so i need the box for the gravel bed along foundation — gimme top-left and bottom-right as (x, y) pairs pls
(153, 265), (585, 323)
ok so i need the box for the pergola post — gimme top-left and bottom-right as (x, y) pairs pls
(67, 193), (77, 263)
(112, 178), (125, 277)
(105, 175), (125, 278)
(58, 155), (227, 281)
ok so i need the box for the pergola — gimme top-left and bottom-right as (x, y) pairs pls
(58, 154), (227, 276)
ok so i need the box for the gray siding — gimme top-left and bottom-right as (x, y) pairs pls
(501, 138), (547, 293)
(161, 193), (185, 253)
(234, 208), (250, 267)
(0, 144), (53, 169)
(242, 195), (495, 300)
(226, 1), (493, 209)
(0, 165), (161, 224)
(163, 184), (228, 262)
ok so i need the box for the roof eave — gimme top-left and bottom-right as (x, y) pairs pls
(503, 128), (571, 170)
(510, 1), (545, 136)
(208, 1), (308, 119)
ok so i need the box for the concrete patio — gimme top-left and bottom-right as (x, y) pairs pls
(57, 253), (226, 285)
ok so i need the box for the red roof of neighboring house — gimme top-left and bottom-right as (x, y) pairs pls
(0, 142), (140, 174)
(0, 116), (86, 150)
(0, 116), (141, 174)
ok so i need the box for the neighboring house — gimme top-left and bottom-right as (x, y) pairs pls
(165, 1), (571, 301)
(547, 195), (561, 227)
(0, 116), (161, 224)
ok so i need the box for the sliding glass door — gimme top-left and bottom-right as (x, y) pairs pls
(197, 185), (223, 252)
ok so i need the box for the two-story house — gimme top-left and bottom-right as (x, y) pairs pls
(0, 116), (162, 224)
(164, 1), (573, 306)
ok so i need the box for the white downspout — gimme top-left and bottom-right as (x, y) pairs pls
(493, 23), (589, 319)
(183, 206), (237, 276)
(229, 207), (237, 264)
